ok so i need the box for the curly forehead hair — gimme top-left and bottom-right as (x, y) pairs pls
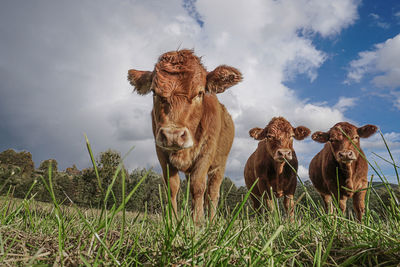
(330, 122), (357, 136)
(153, 50), (207, 98)
(156, 49), (205, 73)
(266, 117), (293, 134)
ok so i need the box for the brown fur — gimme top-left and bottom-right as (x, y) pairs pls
(128, 49), (242, 223)
(309, 122), (377, 221)
(244, 117), (310, 217)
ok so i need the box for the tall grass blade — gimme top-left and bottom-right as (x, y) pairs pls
(84, 134), (102, 192)
(217, 178), (258, 245)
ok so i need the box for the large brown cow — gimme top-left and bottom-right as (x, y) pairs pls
(127, 49), (242, 222)
(244, 117), (310, 217)
(309, 122), (377, 221)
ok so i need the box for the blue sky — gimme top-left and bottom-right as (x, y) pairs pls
(285, 0), (400, 133)
(0, 0), (399, 185)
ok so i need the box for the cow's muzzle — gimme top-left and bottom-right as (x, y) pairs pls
(274, 149), (292, 162)
(156, 127), (194, 150)
(337, 150), (357, 163)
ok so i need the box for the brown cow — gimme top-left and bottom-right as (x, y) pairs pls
(244, 117), (310, 217)
(309, 122), (377, 221)
(127, 49), (242, 223)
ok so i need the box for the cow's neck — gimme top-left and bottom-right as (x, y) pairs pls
(337, 160), (355, 192)
(265, 152), (286, 197)
(326, 142), (354, 190)
(274, 161), (285, 176)
(262, 146), (285, 177)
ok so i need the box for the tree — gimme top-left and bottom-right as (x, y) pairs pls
(97, 149), (122, 189)
(39, 159), (58, 173)
(128, 168), (163, 213)
(74, 168), (102, 206)
(0, 149), (35, 174)
(66, 164), (81, 176)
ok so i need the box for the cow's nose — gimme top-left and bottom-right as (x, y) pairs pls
(157, 127), (193, 149)
(276, 149), (292, 161)
(338, 150), (356, 161)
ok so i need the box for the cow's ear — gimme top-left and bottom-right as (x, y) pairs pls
(357, 124), (378, 138)
(311, 131), (330, 143)
(294, 126), (311, 140)
(206, 65), (242, 94)
(127, 69), (153, 95)
(249, 127), (265, 140)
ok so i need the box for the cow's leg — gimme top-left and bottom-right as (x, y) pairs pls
(250, 187), (262, 211)
(161, 165), (180, 216)
(283, 194), (294, 219)
(251, 194), (261, 211)
(156, 147), (180, 217)
(265, 197), (274, 212)
(206, 167), (225, 221)
(322, 194), (333, 214)
(338, 196), (348, 216)
(257, 178), (274, 211)
(190, 166), (209, 224)
(329, 192), (347, 216)
(353, 190), (366, 222)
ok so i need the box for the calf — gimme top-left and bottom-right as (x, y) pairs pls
(128, 49), (242, 222)
(244, 117), (310, 216)
(309, 122), (377, 221)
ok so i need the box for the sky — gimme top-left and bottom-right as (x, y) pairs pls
(0, 0), (399, 186)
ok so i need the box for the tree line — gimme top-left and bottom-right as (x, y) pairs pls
(0, 148), (398, 215)
(0, 148), (250, 213)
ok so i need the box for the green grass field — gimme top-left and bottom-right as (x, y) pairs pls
(0, 135), (399, 266)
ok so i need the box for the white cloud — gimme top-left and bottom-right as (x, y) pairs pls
(346, 34), (400, 87)
(345, 34), (400, 109)
(0, 0), (362, 185)
(297, 165), (309, 180)
(369, 13), (390, 29)
(361, 131), (400, 150)
(362, 131), (400, 183)
(345, 50), (378, 83)
(392, 91), (400, 109)
(333, 97), (357, 112)
(370, 13), (380, 20)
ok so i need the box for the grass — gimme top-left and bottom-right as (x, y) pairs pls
(0, 135), (399, 266)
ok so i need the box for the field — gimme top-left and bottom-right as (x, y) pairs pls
(0, 138), (400, 266)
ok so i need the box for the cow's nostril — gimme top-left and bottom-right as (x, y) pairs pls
(158, 128), (169, 145)
(180, 130), (186, 139)
(159, 129), (166, 141)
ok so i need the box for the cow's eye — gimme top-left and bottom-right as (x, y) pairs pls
(156, 95), (168, 103)
(266, 134), (274, 140)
